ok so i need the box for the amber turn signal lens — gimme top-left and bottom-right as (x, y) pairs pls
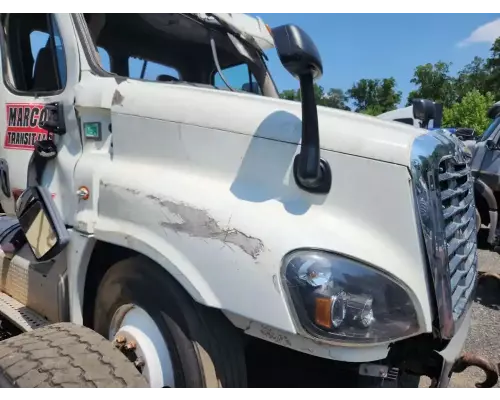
(314, 297), (332, 329)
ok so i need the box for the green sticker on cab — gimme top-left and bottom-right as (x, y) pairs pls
(84, 122), (102, 140)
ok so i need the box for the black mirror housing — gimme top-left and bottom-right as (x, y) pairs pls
(455, 128), (475, 140)
(487, 101), (500, 120)
(16, 186), (69, 261)
(272, 24), (323, 81)
(412, 99), (435, 127)
(433, 102), (443, 129)
(486, 138), (498, 150)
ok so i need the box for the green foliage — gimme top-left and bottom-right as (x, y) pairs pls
(442, 90), (495, 133)
(360, 105), (385, 116)
(347, 77), (401, 113)
(406, 61), (456, 108)
(323, 88), (350, 110)
(279, 89), (298, 102)
(455, 56), (489, 100)
(486, 37), (500, 99)
(279, 83), (350, 111)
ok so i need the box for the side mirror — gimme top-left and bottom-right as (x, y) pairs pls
(433, 102), (443, 129)
(487, 101), (500, 120)
(486, 139), (499, 150)
(272, 24), (331, 194)
(16, 186), (69, 261)
(412, 99), (436, 129)
(272, 24), (323, 80)
(455, 128), (475, 140)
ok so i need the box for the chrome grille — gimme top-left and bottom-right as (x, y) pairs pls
(411, 130), (478, 339)
(438, 156), (478, 321)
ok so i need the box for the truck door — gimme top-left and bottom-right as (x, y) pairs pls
(0, 14), (82, 223)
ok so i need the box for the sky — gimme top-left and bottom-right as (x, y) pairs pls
(30, 13), (500, 108)
(251, 13), (500, 107)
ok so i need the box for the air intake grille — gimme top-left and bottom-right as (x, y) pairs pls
(438, 156), (478, 321)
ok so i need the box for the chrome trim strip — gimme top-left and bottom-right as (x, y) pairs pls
(410, 130), (477, 339)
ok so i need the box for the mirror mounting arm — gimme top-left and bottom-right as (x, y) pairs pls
(272, 23), (332, 194)
(26, 140), (58, 187)
(293, 73), (332, 194)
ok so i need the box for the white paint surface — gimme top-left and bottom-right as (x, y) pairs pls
(0, 14), (461, 365)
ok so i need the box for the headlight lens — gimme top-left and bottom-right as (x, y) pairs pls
(282, 250), (421, 344)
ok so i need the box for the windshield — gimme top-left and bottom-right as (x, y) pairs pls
(83, 13), (277, 97)
(478, 117), (500, 142)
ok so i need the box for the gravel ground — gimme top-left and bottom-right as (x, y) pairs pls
(448, 241), (500, 388)
(420, 229), (500, 388)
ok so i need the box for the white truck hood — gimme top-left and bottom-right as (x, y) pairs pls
(85, 78), (425, 167)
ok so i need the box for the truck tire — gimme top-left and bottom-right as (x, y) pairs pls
(93, 255), (247, 388)
(0, 322), (148, 388)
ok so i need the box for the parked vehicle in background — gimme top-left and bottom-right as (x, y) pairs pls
(378, 99), (443, 129)
(378, 100), (479, 149)
(0, 13), (493, 388)
(469, 101), (500, 243)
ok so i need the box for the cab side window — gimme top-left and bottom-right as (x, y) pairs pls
(1, 14), (67, 93)
(214, 63), (261, 94)
(98, 47), (111, 72)
(128, 57), (180, 82)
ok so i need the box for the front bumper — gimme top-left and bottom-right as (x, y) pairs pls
(435, 306), (472, 387)
(432, 306), (498, 388)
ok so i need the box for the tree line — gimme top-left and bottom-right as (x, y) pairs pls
(279, 37), (500, 133)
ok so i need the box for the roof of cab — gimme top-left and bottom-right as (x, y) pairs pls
(192, 13), (275, 52)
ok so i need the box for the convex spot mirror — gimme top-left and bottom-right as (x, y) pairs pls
(16, 186), (69, 261)
(412, 99), (435, 127)
(272, 24), (323, 81)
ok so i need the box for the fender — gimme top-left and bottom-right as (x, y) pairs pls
(71, 99), (435, 344)
(66, 226), (220, 327)
(68, 152), (435, 363)
(91, 176), (297, 333)
(74, 162), (432, 337)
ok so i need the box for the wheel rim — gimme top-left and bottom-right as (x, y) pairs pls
(109, 304), (175, 388)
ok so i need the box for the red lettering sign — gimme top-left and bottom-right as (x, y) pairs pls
(4, 103), (53, 150)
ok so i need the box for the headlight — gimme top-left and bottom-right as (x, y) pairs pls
(282, 250), (421, 345)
